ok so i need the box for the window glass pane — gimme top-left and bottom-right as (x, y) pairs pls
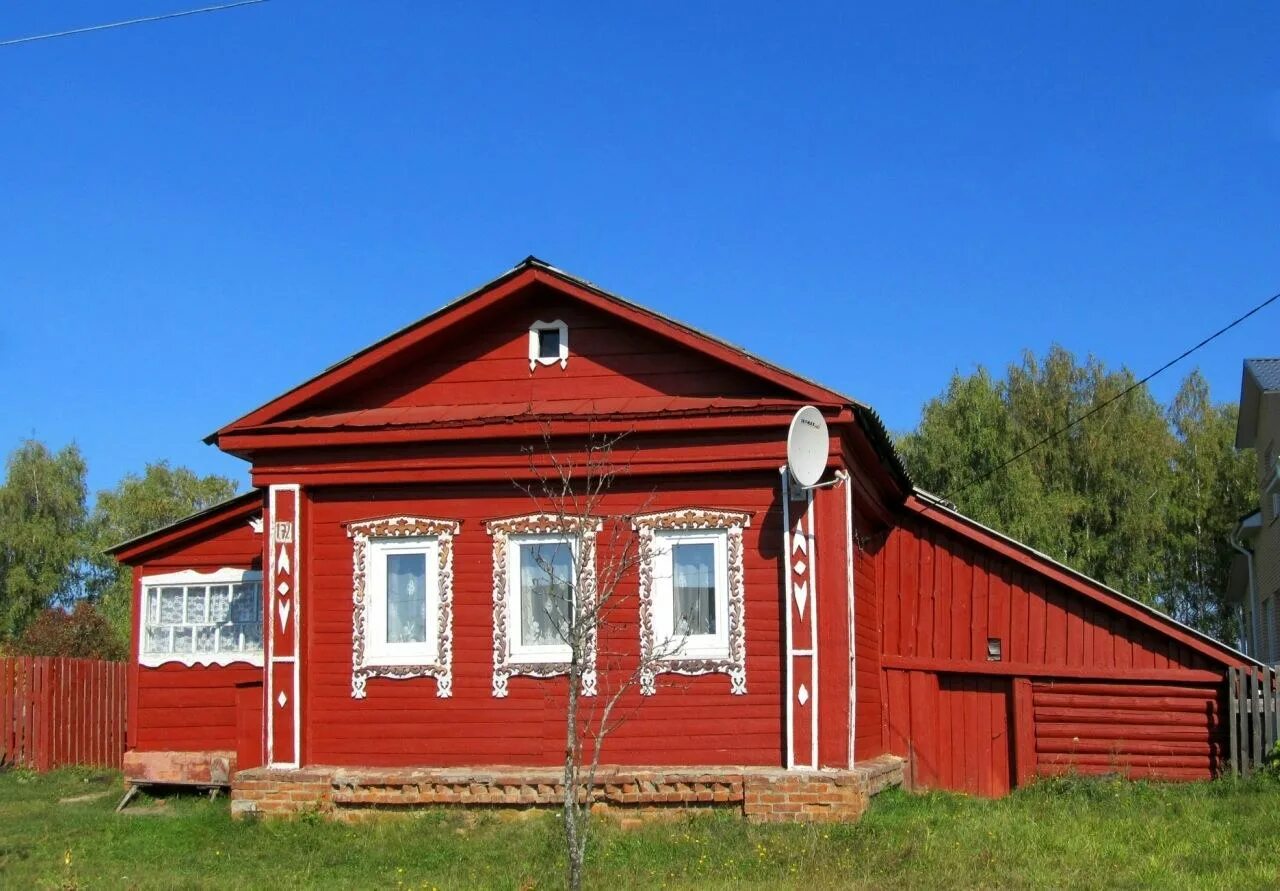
(185, 587), (207, 623)
(230, 584), (257, 623)
(144, 625), (169, 654)
(209, 585), (231, 622)
(385, 552), (428, 644)
(219, 626), (241, 653)
(146, 588), (159, 623)
(538, 327), (560, 359)
(196, 626), (217, 652)
(672, 543), (716, 636)
(159, 587), (184, 624)
(241, 622), (262, 652)
(520, 541), (572, 646)
(173, 627), (194, 654)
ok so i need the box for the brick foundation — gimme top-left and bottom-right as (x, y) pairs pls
(230, 756), (903, 823)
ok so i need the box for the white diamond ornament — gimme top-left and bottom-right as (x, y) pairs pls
(277, 691), (287, 708)
(797, 684), (809, 705)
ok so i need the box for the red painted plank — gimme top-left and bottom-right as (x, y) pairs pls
(952, 547), (972, 661)
(915, 529), (934, 660)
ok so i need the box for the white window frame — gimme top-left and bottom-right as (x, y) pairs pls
(138, 567), (263, 668)
(651, 529), (731, 660)
(365, 536), (440, 667)
(633, 508), (750, 696)
(486, 513), (599, 698)
(528, 318), (569, 370)
(347, 516), (459, 699)
(507, 533), (578, 664)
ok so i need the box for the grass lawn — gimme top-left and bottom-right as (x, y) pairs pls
(2, 768), (1280, 889)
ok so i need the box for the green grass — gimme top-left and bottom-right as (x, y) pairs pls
(3, 768), (1280, 889)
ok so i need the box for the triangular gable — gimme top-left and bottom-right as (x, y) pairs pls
(906, 489), (1258, 670)
(209, 258), (861, 441)
(108, 489), (264, 565)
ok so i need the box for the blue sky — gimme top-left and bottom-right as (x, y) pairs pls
(2, 2), (1277, 498)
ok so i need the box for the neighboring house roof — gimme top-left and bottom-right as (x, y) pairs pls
(204, 256), (911, 491)
(107, 489), (264, 564)
(908, 488), (1262, 670)
(1236, 358), (1280, 448)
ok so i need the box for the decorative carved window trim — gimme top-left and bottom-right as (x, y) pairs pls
(528, 319), (569, 370)
(486, 513), (600, 698)
(633, 508), (751, 696)
(347, 516), (459, 700)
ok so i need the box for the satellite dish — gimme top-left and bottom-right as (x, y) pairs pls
(786, 406), (829, 488)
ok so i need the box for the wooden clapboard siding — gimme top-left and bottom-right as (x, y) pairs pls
(879, 513), (1217, 672)
(303, 474), (787, 768)
(308, 286), (792, 413)
(854, 522), (883, 761)
(129, 498), (265, 754)
(1032, 680), (1225, 780)
(877, 496), (1248, 795)
(1, 657), (126, 770)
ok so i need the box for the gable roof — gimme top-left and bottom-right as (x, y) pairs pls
(107, 489), (263, 564)
(1237, 358), (1280, 449)
(207, 256), (911, 489)
(908, 488), (1259, 670)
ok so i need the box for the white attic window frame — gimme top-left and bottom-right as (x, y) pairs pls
(529, 319), (569, 370)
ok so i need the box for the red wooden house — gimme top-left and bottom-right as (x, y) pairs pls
(110, 258), (1255, 818)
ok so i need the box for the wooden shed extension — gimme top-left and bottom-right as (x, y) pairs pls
(876, 490), (1254, 797)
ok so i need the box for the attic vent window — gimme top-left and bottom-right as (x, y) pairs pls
(529, 319), (569, 370)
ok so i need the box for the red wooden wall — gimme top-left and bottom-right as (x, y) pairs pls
(304, 285), (794, 415)
(1031, 680), (1224, 780)
(1, 657), (126, 770)
(130, 509), (264, 754)
(302, 474), (789, 768)
(876, 508), (1235, 795)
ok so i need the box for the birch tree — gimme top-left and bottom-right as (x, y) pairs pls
(512, 430), (684, 891)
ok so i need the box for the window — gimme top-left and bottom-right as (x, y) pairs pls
(651, 531), (730, 660)
(633, 508), (750, 695)
(366, 537), (438, 665)
(348, 516), (459, 699)
(509, 536), (576, 661)
(528, 319), (569, 369)
(139, 569), (262, 667)
(487, 514), (600, 697)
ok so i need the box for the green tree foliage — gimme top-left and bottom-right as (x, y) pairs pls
(899, 346), (1254, 641)
(0, 440), (239, 656)
(0, 441), (88, 640)
(85, 462), (239, 648)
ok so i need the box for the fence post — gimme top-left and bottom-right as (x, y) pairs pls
(1228, 668), (1239, 776)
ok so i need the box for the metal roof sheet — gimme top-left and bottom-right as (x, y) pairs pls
(252, 397), (814, 432)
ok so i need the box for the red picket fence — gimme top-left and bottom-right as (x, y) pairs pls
(1, 656), (127, 771)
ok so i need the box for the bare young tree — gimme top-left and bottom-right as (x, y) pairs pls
(512, 428), (686, 891)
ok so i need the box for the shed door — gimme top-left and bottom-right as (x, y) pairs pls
(937, 675), (1013, 797)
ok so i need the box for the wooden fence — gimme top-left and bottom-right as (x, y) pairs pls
(1227, 665), (1280, 777)
(1, 656), (127, 771)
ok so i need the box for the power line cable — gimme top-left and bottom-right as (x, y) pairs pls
(939, 287), (1280, 505)
(0, 0), (268, 48)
